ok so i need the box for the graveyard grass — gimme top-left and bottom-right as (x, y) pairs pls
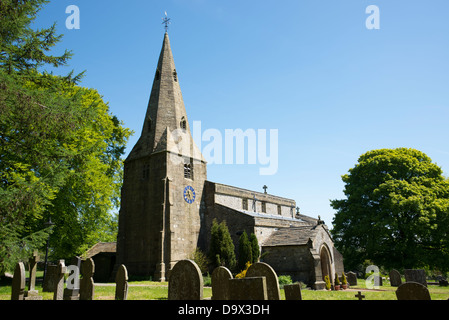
(1, 277), (449, 300)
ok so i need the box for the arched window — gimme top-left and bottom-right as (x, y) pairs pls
(180, 117), (187, 130)
(155, 69), (161, 81)
(173, 69), (178, 82)
(184, 163), (192, 179)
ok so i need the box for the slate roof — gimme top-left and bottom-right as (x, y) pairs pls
(262, 226), (318, 247)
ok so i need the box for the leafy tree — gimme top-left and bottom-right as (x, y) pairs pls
(0, 0), (131, 272)
(249, 233), (260, 263)
(238, 231), (252, 271)
(208, 219), (236, 271)
(331, 148), (449, 272)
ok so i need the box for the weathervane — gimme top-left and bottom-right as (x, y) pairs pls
(162, 11), (171, 32)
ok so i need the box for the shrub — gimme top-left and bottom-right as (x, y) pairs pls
(324, 275), (331, 290)
(278, 275), (293, 288)
(235, 261), (251, 279)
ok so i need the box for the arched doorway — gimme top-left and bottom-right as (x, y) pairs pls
(320, 245), (332, 284)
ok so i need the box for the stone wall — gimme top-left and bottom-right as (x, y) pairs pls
(261, 245), (315, 285)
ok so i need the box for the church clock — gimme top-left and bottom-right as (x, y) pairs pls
(183, 185), (196, 204)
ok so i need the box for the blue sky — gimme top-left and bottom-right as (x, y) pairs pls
(34, 0), (449, 227)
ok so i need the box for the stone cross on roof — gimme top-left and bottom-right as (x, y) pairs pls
(263, 185), (268, 194)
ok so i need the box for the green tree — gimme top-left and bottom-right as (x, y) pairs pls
(238, 231), (252, 271)
(0, 0), (132, 272)
(208, 219), (236, 271)
(331, 148), (449, 272)
(249, 233), (260, 263)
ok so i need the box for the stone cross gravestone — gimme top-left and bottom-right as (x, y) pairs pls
(284, 283), (302, 300)
(346, 271), (357, 286)
(168, 260), (203, 300)
(115, 264), (129, 300)
(396, 282), (431, 300)
(389, 269), (402, 287)
(11, 262), (26, 300)
(53, 260), (67, 300)
(228, 277), (268, 300)
(355, 291), (365, 300)
(246, 262), (280, 300)
(211, 266), (233, 300)
(404, 269), (427, 287)
(25, 251), (43, 300)
(80, 258), (95, 300)
(28, 251), (39, 292)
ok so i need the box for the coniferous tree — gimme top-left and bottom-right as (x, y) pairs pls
(249, 233), (260, 263)
(238, 231), (252, 271)
(208, 219), (236, 271)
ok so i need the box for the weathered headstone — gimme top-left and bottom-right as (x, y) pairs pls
(53, 260), (67, 300)
(396, 282), (431, 300)
(80, 258), (95, 300)
(24, 251), (43, 300)
(168, 260), (203, 300)
(246, 262), (280, 300)
(211, 266), (233, 300)
(284, 283), (302, 300)
(389, 269), (402, 287)
(42, 264), (58, 292)
(404, 269), (427, 287)
(64, 256), (81, 300)
(228, 277), (268, 300)
(115, 264), (129, 300)
(11, 262), (26, 300)
(346, 271), (357, 286)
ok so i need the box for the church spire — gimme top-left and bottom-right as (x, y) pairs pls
(126, 32), (204, 163)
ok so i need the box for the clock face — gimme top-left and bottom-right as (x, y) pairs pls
(183, 185), (196, 204)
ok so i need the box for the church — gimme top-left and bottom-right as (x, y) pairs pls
(112, 30), (344, 289)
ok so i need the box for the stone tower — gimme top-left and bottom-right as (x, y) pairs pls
(115, 32), (207, 281)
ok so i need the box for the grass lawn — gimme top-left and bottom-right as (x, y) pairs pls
(1, 278), (448, 300)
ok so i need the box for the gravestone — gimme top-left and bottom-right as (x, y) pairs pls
(64, 256), (81, 300)
(168, 260), (203, 300)
(228, 277), (268, 300)
(42, 264), (58, 292)
(80, 258), (95, 300)
(246, 262), (280, 300)
(404, 269), (427, 287)
(346, 272), (357, 286)
(396, 282), (431, 300)
(355, 291), (365, 300)
(284, 283), (302, 300)
(211, 266), (233, 300)
(25, 251), (43, 300)
(53, 260), (67, 300)
(115, 264), (129, 300)
(11, 262), (26, 300)
(389, 269), (402, 287)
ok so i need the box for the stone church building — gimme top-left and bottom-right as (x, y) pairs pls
(112, 32), (343, 289)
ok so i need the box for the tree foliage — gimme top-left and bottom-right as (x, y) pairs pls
(238, 231), (252, 271)
(0, 0), (132, 273)
(331, 148), (449, 272)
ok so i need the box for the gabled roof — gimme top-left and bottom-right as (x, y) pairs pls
(262, 226), (318, 247)
(84, 242), (116, 258)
